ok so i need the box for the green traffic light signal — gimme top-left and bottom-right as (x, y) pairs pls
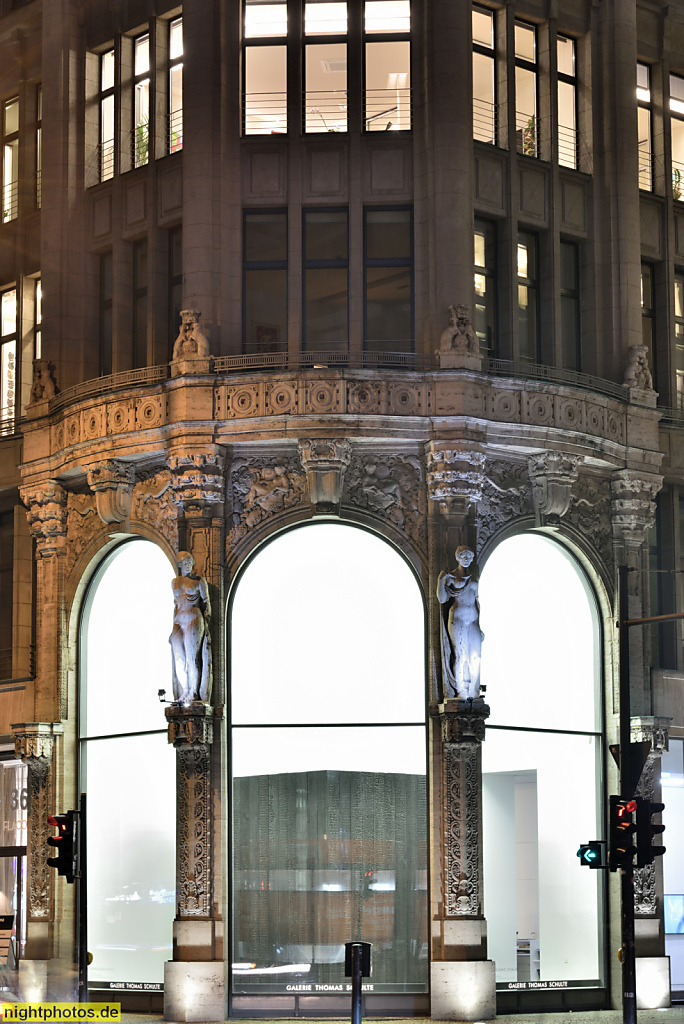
(577, 841), (604, 868)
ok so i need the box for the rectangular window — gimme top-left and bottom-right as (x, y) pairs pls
(557, 35), (577, 169)
(473, 6), (496, 145)
(169, 227), (182, 353)
(0, 511), (13, 678)
(637, 62), (652, 191)
(671, 74), (684, 201)
(169, 17), (183, 153)
(304, 209), (348, 352)
(244, 211), (287, 354)
(517, 231), (538, 361)
(133, 240), (148, 367)
(34, 279), (42, 361)
(0, 289), (16, 429)
(100, 253), (113, 376)
(515, 22), (537, 158)
(244, 1), (287, 134)
(365, 1), (411, 132)
(3, 98), (18, 223)
(364, 208), (413, 354)
(305, 2), (348, 133)
(133, 34), (150, 167)
(675, 272), (684, 408)
(641, 262), (655, 383)
(474, 219), (496, 356)
(100, 49), (115, 181)
(560, 241), (580, 370)
(36, 87), (42, 209)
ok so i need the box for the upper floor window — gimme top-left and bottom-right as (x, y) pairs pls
(304, 208), (349, 351)
(560, 240), (580, 370)
(243, 211), (288, 354)
(169, 227), (183, 353)
(244, 0), (287, 134)
(675, 272), (684, 408)
(517, 231), (538, 361)
(34, 279), (42, 360)
(36, 88), (42, 209)
(473, 6), (496, 145)
(515, 22), (537, 158)
(364, 1), (411, 132)
(100, 253), (113, 375)
(474, 218), (496, 356)
(637, 62), (652, 191)
(364, 207), (413, 353)
(100, 50), (115, 181)
(557, 35), (577, 169)
(671, 74), (684, 201)
(0, 289), (16, 426)
(133, 240), (148, 367)
(305, 1), (348, 133)
(3, 98), (18, 222)
(133, 34), (150, 167)
(169, 18), (183, 153)
(641, 262), (655, 382)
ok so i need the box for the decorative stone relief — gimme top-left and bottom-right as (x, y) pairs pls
(166, 704), (214, 918)
(169, 451), (225, 516)
(20, 481), (68, 556)
(566, 474), (613, 571)
(298, 438), (352, 514)
(436, 305), (482, 370)
(13, 724), (62, 920)
(437, 548), (484, 701)
(476, 462), (532, 553)
(344, 453), (427, 552)
(611, 471), (663, 550)
(228, 456), (307, 548)
(64, 493), (102, 579)
(172, 309), (211, 361)
(631, 717), (670, 916)
(170, 552), (212, 706)
(528, 451), (583, 521)
(131, 470), (178, 552)
(86, 460), (135, 527)
(427, 446), (485, 516)
(624, 345), (654, 392)
(217, 377), (433, 420)
(28, 359), (57, 404)
(440, 699), (490, 918)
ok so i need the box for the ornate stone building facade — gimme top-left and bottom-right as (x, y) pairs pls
(0, 0), (683, 1020)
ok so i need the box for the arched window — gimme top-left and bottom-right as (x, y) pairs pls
(479, 533), (603, 990)
(230, 522), (428, 1006)
(80, 540), (176, 991)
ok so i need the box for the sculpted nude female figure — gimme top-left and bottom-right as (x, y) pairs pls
(169, 551), (212, 705)
(436, 545), (484, 701)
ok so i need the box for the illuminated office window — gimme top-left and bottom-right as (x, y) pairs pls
(474, 218), (496, 355)
(3, 98), (18, 222)
(365, 1), (411, 132)
(244, 1), (287, 134)
(0, 289), (16, 428)
(168, 17), (183, 152)
(133, 34), (150, 167)
(100, 50), (115, 181)
(675, 272), (684, 408)
(637, 62), (652, 191)
(671, 74), (684, 201)
(517, 231), (538, 361)
(36, 87), (42, 209)
(515, 22), (537, 157)
(473, 6), (496, 144)
(306, 2), (348, 133)
(557, 35), (577, 169)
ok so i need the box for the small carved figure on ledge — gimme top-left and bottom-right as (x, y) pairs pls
(172, 309), (211, 361)
(438, 304), (479, 357)
(170, 551), (212, 705)
(437, 546), (484, 701)
(29, 358), (57, 403)
(623, 344), (653, 391)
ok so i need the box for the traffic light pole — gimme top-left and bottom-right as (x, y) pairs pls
(618, 565), (637, 1024)
(77, 793), (87, 1003)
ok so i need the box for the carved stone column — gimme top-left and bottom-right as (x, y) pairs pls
(430, 700), (495, 1020)
(12, 722), (63, 997)
(86, 459), (135, 528)
(528, 451), (582, 526)
(169, 448), (225, 589)
(298, 438), (352, 514)
(163, 703), (224, 1022)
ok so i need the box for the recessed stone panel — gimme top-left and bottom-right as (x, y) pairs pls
(125, 181), (146, 228)
(640, 200), (661, 255)
(159, 166), (182, 219)
(304, 145), (347, 198)
(475, 154), (504, 210)
(366, 142), (411, 196)
(93, 194), (112, 239)
(519, 167), (547, 221)
(561, 179), (586, 232)
(244, 147), (286, 200)
(675, 215), (684, 257)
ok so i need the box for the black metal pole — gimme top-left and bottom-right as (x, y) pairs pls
(78, 793), (88, 1003)
(618, 565), (637, 1024)
(350, 943), (362, 1024)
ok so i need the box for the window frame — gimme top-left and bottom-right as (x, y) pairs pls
(640, 261), (656, 384)
(243, 209), (288, 354)
(472, 4), (497, 146)
(99, 49), (116, 182)
(132, 31), (151, 169)
(0, 287), (17, 430)
(243, 1), (288, 136)
(517, 229), (539, 362)
(637, 61), (653, 191)
(560, 238), (580, 370)
(675, 270), (684, 409)
(474, 217), (497, 357)
(514, 20), (538, 159)
(302, 206), (349, 353)
(557, 34), (577, 170)
(2, 97), (19, 223)
(363, 205), (414, 355)
(363, 1), (412, 133)
(168, 16), (183, 154)
(36, 87), (42, 210)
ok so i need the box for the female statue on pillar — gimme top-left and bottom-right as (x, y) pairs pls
(437, 546), (484, 701)
(170, 551), (212, 705)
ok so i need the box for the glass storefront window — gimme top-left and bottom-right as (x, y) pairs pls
(662, 738), (684, 995)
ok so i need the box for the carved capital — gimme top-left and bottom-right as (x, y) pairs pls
(427, 443), (485, 514)
(528, 451), (583, 521)
(630, 715), (670, 757)
(169, 450), (225, 517)
(86, 460), (135, 526)
(438, 698), (490, 745)
(20, 481), (68, 556)
(165, 702), (214, 748)
(611, 471), (663, 549)
(298, 438), (352, 514)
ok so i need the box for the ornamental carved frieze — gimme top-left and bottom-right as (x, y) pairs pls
(169, 450), (225, 516)
(131, 470), (179, 553)
(227, 455), (307, 549)
(343, 453), (427, 553)
(611, 471), (663, 550)
(13, 724), (62, 920)
(166, 704), (214, 918)
(20, 481), (68, 556)
(476, 462), (532, 554)
(64, 493), (102, 579)
(565, 474), (613, 572)
(86, 460), (135, 526)
(631, 717), (669, 917)
(427, 445), (485, 516)
(528, 452), (583, 521)
(298, 438), (352, 514)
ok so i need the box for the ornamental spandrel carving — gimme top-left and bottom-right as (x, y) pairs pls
(611, 471), (663, 549)
(228, 456), (306, 547)
(528, 452), (583, 521)
(169, 451), (225, 516)
(566, 474), (613, 572)
(298, 438), (352, 513)
(476, 462), (532, 553)
(427, 446), (485, 515)
(631, 716), (669, 917)
(64, 493), (102, 579)
(131, 471), (179, 552)
(20, 481), (68, 556)
(86, 460), (135, 526)
(13, 725), (61, 920)
(344, 454), (427, 552)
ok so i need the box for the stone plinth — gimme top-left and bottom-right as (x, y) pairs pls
(163, 961), (225, 1022)
(430, 960), (496, 1020)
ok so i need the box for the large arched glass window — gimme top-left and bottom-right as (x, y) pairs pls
(230, 523), (428, 1003)
(479, 533), (603, 993)
(80, 540), (176, 993)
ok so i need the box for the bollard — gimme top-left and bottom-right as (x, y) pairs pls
(344, 941), (371, 1024)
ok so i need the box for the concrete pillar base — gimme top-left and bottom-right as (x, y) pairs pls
(163, 960), (225, 1022)
(636, 956), (671, 1009)
(430, 959), (496, 1020)
(17, 960), (48, 1002)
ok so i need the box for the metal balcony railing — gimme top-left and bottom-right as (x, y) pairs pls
(133, 123), (150, 168)
(473, 97), (497, 145)
(558, 123), (578, 170)
(515, 110), (538, 158)
(244, 92), (287, 135)
(305, 91), (348, 133)
(36, 168), (41, 209)
(638, 142), (652, 191)
(169, 109), (183, 153)
(2, 180), (17, 223)
(673, 160), (684, 201)
(99, 139), (115, 182)
(365, 89), (411, 132)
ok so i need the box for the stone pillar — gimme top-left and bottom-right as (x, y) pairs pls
(12, 722), (63, 999)
(163, 704), (224, 1022)
(426, 442), (495, 1020)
